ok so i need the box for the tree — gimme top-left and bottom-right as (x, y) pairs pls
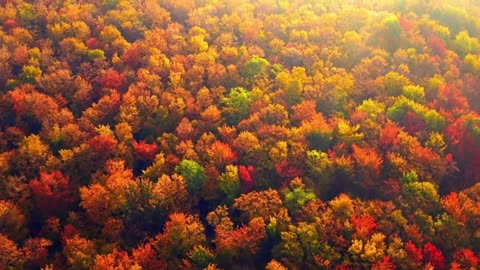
(454, 30), (480, 57)
(13, 134), (53, 179)
(238, 165), (255, 191)
(132, 140), (159, 161)
(120, 178), (165, 246)
(434, 85), (469, 114)
(362, 233), (387, 263)
(215, 217), (267, 264)
(176, 117), (195, 141)
(132, 243), (167, 270)
(232, 131), (261, 164)
(175, 159), (207, 194)
(334, 119), (364, 146)
(356, 99), (385, 120)
(22, 238), (52, 269)
(59, 37), (88, 64)
(328, 193), (355, 220)
(80, 183), (113, 225)
(151, 174), (189, 213)
(223, 87), (252, 125)
(151, 212), (206, 268)
(0, 234), (24, 269)
(38, 68), (75, 99)
(441, 192), (478, 225)
(100, 69), (127, 92)
(429, 35), (447, 57)
(405, 240), (423, 269)
(241, 55), (270, 82)
(87, 127), (118, 155)
(352, 144), (383, 196)
(283, 178), (316, 214)
(82, 91), (121, 126)
(371, 256), (396, 270)
(63, 235), (96, 270)
(351, 214), (377, 241)
(29, 171), (74, 218)
(200, 105), (223, 132)
(87, 49), (106, 61)
(259, 104), (289, 126)
(275, 160), (304, 181)
(292, 100), (317, 124)
(402, 85), (426, 104)
(218, 165), (241, 204)
(99, 25), (129, 54)
(272, 226), (305, 266)
(80, 160), (135, 224)
(233, 189), (283, 223)
(452, 249), (479, 269)
(274, 221), (339, 268)
(0, 200), (26, 241)
(92, 249), (140, 270)
(379, 121), (401, 151)
(382, 71), (411, 97)
(400, 171), (440, 212)
(182, 245), (216, 269)
(207, 140), (238, 169)
(266, 259), (288, 270)
(423, 242), (445, 270)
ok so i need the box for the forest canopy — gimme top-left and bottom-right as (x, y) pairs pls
(0, 0), (480, 269)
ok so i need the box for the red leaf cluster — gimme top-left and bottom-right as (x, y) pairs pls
(132, 140), (159, 161)
(29, 171), (74, 217)
(351, 214), (377, 240)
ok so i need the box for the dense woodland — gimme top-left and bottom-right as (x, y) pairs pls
(0, 0), (480, 269)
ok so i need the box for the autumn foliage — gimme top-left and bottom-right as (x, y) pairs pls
(0, 0), (479, 269)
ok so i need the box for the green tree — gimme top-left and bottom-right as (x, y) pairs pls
(283, 178), (316, 213)
(400, 171), (440, 213)
(218, 165), (241, 204)
(175, 159), (207, 194)
(223, 87), (252, 125)
(241, 55), (270, 82)
(454, 30), (480, 57)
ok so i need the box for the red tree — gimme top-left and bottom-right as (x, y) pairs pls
(133, 243), (168, 270)
(351, 214), (377, 241)
(122, 43), (144, 68)
(86, 38), (104, 49)
(133, 140), (159, 161)
(239, 165), (255, 192)
(372, 256), (396, 270)
(433, 85), (469, 115)
(453, 248), (479, 269)
(379, 121), (400, 151)
(405, 241), (423, 268)
(274, 160), (304, 180)
(29, 171), (75, 217)
(88, 133), (118, 154)
(100, 69), (128, 92)
(403, 111), (425, 135)
(429, 36), (447, 57)
(423, 242), (445, 270)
